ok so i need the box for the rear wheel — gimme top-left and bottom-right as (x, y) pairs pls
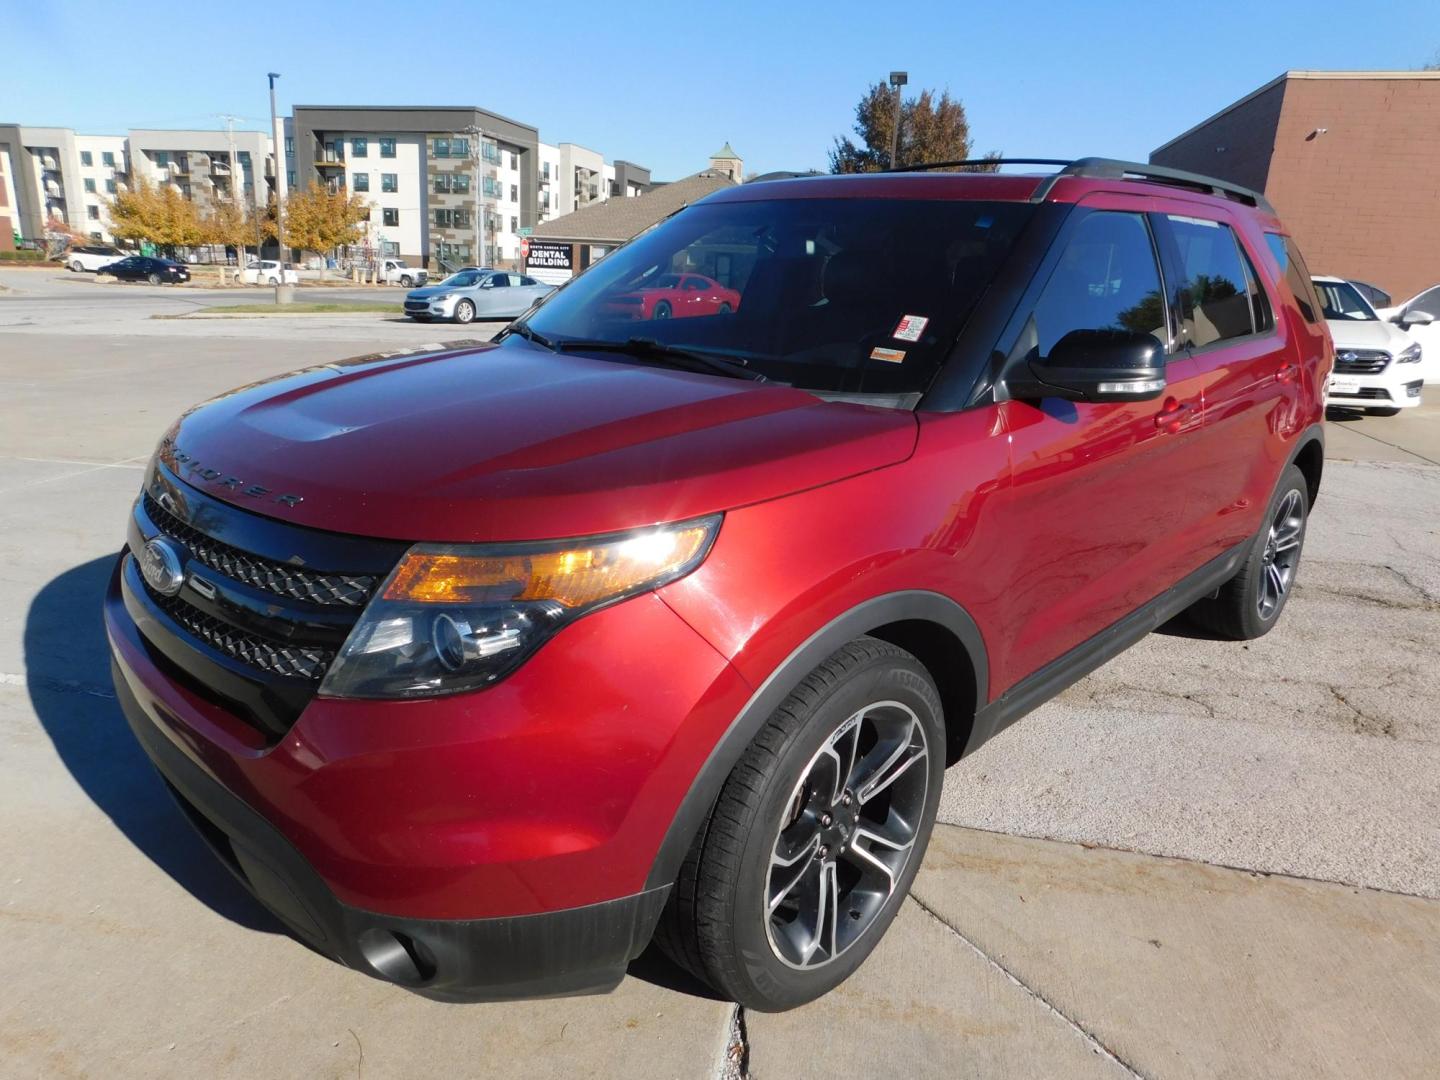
(657, 636), (943, 1011)
(1187, 464), (1308, 640)
(267, 275), (279, 286)
(652, 300), (672, 320)
(453, 299), (476, 324)
(70, 260), (84, 273)
(718, 302), (733, 314)
(147, 272), (161, 285)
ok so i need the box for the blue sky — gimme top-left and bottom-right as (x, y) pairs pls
(2, 1), (1436, 179)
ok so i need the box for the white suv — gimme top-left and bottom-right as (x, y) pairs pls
(239, 260), (299, 286)
(66, 244), (127, 273)
(1313, 276), (1428, 415)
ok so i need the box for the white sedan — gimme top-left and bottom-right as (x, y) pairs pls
(1314, 276), (1429, 415)
(239, 260), (299, 286)
(1375, 284), (1440, 386)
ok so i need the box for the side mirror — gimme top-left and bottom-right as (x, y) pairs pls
(1399, 310), (1434, 328)
(1010, 329), (1167, 403)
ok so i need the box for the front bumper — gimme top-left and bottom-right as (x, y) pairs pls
(1326, 370), (1423, 409)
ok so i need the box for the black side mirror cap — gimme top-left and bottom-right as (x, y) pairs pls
(1008, 329), (1167, 403)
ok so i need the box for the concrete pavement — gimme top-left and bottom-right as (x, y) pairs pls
(2, 287), (1437, 1077)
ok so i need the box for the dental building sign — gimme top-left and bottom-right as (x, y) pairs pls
(524, 241), (574, 285)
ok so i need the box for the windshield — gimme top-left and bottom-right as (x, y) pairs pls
(1314, 279), (1376, 321)
(523, 197), (1035, 394)
(442, 271), (482, 287)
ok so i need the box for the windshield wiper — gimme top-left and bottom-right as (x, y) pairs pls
(553, 337), (767, 382)
(497, 321), (557, 352)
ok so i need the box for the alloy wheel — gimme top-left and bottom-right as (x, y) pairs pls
(1258, 489), (1303, 619)
(765, 701), (929, 970)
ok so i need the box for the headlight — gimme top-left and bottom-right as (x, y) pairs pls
(1397, 343), (1422, 364)
(319, 516), (720, 699)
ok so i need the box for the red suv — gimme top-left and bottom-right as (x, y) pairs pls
(107, 159), (1330, 1011)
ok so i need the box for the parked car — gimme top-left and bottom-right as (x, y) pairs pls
(403, 269), (553, 323)
(1313, 275), (1427, 414)
(108, 157), (1328, 1012)
(380, 258), (427, 287)
(66, 243), (127, 273)
(97, 256), (191, 284)
(239, 260), (299, 286)
(604, 272), (741, 320)
(1349, 279), (1392, 310)
(1375, 284), (1440, 385)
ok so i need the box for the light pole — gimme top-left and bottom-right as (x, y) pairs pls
(888, 71), (908, 169)
(267, 72), (290, 303)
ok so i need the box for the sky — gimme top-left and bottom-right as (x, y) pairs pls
(2, 0), (1437, 180)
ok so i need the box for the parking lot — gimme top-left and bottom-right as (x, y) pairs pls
(2, 267), (1437, 1078)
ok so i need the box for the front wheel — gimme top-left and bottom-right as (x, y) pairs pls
(657, 636), (944, 1011)
(147, 272), (161, 285)
(399, 275), (413, 287)
(652, 300), (672, 320)
(1187, 463), (1308, 640)
(453, 299), (475, 324)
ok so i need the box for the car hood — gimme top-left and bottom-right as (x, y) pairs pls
(1324, 317), (1409, 353)
(160, 342), (919, 543)
(404, 284), (455, 300)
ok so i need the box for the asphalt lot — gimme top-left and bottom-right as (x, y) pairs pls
(2, 267), (1437, 1078)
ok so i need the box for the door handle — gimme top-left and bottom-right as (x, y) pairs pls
(1276, 363), (1298, 384)
(1154, 400), (1195, 433)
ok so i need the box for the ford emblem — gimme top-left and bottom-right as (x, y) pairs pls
(139, 537), (185, 596)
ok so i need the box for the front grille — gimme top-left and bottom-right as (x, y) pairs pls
(147, 580), (334, 680)
(144, 493), (376, 607)
(404, 300), (430, 311)
(1331, 386), (1391, 400)
(1332, 349), (1389, 374)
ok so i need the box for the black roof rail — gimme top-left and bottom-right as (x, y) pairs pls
(1029, 157), (1276, 214)
(892, 158), (1071, 173)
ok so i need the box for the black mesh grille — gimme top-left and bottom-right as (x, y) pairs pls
(144, 493), (377, 607)
(146, 581), (334, 680)
(1332, 349), (1389, 375)
(1331, 386), (1391, 400)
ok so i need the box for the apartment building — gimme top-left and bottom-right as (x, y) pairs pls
(0, 124), (128, 242)
(127, 129), (275, 216)
(289, 106), (650, 269)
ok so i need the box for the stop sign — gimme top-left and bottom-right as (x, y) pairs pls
(520, 239), (530, 260)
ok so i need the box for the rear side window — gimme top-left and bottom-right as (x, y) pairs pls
(1263, 233), (1322, 324)
(1029, 211), (1167, 357)
(1167, 215), (1262, 348)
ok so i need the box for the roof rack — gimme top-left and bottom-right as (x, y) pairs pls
(892, 156), (1275, 214)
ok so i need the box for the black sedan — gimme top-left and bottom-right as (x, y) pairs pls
(98, 256), (191, 284)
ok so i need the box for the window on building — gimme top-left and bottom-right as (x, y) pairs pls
(542, 162), (550, 179)
(284, 137), (294, 155)
(435, 208), (453, 227)
(454, 208), (470, 228)
(382, 173), (398, 193)
(84, 178), (96, 193)
(383, 207), (399, 227)
(483, 176), (499, 197)
(352, 172), (369, 192)
(87, 205), (99, 220)
(1166, 215), (1264, 349)
(1028, 211), (1167, 358)
(509, 151), (517, 169)
(105, 179), (116, 194)
(90, 231), (102, 241)
(380, 138), (396, 158)
(482, 142), (500, 165)
(352, 137), (367, 158)
(452, 173), (470, 193)
(510, 184), (517, 202)
(434, 174), (451, 194)
(238, 150), (251, 165)
(154, 151), (169, 166)
(510, 215), (518, 233)
(452, 138), (469, 158)
(433, 137), (450, 158)
(287, 170), (296, 188)
(381, 240), (399, 256)
(102, 151), (115, 167)
(80, 151), (93, 166)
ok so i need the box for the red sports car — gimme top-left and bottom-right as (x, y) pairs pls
(608, 272), (741, 320)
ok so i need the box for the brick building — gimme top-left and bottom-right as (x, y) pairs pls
(1151, 70), (1440, 302)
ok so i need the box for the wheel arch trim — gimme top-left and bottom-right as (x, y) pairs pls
(644, 590), (988, 891)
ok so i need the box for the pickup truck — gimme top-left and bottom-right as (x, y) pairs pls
(380, 258), (427, 287)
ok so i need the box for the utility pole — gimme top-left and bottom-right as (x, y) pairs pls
(465, 123), (484, 267)
(217, 114), (244, 278)
(888, 71), (908, 169)
(267, 73), (290, 303)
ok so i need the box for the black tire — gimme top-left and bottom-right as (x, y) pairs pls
(69, 260), (84, 273)
(453, 299), (475, 324)
(652, 300), (672, 320)
(147, 272), (161, 285)
(400, 275), (413, 287)
(718, 302), (733, 314)
(656, 636), (944, 1011)
(267, 276), (279, 286)
(1367, 407), (1401, 417)
(1187, 464), (1309, 640)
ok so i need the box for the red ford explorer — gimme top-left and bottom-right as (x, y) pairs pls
(107, 158), (1331, 1011)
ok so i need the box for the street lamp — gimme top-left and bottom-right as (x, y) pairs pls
(267, 71), (290, 303)
(888, 71), (908, 170)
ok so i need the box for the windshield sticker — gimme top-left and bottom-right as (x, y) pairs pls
(870, 346), (906, 364)
(892, 315), (929, 342)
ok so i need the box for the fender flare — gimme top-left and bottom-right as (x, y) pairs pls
(1285, 421), (1325, 503)
(644, 590), (988, 891)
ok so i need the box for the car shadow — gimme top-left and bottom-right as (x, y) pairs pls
(24, 555), (277, 933)
(626, 942), (728, 1001)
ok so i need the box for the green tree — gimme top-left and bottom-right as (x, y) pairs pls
(830, 82), (998, 173)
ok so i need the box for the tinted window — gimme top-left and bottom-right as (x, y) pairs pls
(1263, 233), (1321, 324)
(1168, 216), (1256, 347)
(526, 197), (1036, 395)
(1029, 211), (1166, 357)
(519, 276), (537, 286)
(488, 273), (509, 287)
(1408, 286), (1440, 318)
(1314, 280), (1376, 322)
